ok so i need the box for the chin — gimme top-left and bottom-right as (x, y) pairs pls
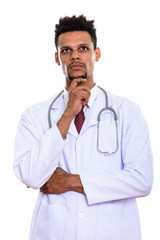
(68, 74), (87, 81)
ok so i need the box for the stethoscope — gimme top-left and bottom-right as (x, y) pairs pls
(48, 86), (119, 154)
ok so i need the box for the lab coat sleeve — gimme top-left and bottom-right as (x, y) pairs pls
(81, 104), (153, 205)
(13, 107), (67, 189)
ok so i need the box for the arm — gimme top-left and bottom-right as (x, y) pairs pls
(41, 104), (153, 203)
(57, 78), (90, 139)
(40, 167), (84, 194)
(14, 110), (67, 189)
(14, 78), (90, 189)
(80, 104), (153, 205)
(39, 78), (91, 193)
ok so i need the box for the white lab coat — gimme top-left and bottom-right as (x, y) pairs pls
(14, 87), (153, 240)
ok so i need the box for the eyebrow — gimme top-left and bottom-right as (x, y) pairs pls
(60, 43), (90, 49)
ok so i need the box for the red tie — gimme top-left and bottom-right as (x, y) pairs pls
(74, 106), (85, 134)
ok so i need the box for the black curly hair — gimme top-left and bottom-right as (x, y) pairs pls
(55, 15), (97, 50)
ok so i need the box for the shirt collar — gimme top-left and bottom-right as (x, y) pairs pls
(63, 84), (98, 108)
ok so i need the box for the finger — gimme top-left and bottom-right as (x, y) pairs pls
(72, 85), (90, 93)
(77, 90), (91, 100)
(81, 98), (90, 106)
(55, 167), (68, 175)
(40, 183), (47, 191)
(41, 188), (48, 194)
(70, 88), (91, 99)
(69, 90), (90, 109)
(69, 78), (87, 91)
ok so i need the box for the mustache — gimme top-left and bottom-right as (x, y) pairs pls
(67, 62), (86, 70)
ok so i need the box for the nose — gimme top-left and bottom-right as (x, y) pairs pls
(70, 50), (80, 60)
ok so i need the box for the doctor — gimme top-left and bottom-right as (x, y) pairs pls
(14, 15), (153, 240)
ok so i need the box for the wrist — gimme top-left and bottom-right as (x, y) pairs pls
(57, 108), (75, 139)
(63, 107), (75, 119)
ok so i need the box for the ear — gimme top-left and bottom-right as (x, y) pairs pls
(95, 47), (101, 62)
(55, 52), (60, 65)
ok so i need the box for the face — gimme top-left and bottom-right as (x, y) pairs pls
(55, 31), (101, 86)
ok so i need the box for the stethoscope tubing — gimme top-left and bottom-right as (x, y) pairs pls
(48, 90), (64, 129)
(48, 86), (119, 154)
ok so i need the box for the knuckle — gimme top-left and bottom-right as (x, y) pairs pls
(55, 167), (61, 172)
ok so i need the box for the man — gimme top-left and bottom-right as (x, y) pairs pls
(14, 15), (153, 240)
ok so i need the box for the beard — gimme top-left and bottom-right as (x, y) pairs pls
(68, 72), (87, 81)
(67, 62), (87, 81)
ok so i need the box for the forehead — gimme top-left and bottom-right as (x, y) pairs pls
(58, 31), (93, 48)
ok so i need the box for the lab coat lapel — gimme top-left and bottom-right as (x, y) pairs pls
(82, 102), (99, 133)
(80, 87), (115, 135)
(68, 119), (79, 138)
(67, 99), (100, 138)
(80, 88), (105, 134)
(49, 94), (66, 125)
(67, 108), (98, 139)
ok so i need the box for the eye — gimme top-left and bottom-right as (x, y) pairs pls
(79, 46), (88, 51)
(61, 48), (71, 54)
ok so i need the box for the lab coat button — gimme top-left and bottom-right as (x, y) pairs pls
(77, 145), (82, 150)
(78, 213), (84, 218)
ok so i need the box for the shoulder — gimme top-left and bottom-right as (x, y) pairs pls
(108, 91), (148, 131)
(108, 91), (137, 107)
(98, 88), (143, 126)
(23, 92), (62, 114)
(20, 92), (63, 124)
(97, 87), (140, 114)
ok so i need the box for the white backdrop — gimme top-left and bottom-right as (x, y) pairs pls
(0, 0), (160, 239)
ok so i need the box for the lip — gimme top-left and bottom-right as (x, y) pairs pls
(68, 62), (85, 70)
(70, 64), (83, 69)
